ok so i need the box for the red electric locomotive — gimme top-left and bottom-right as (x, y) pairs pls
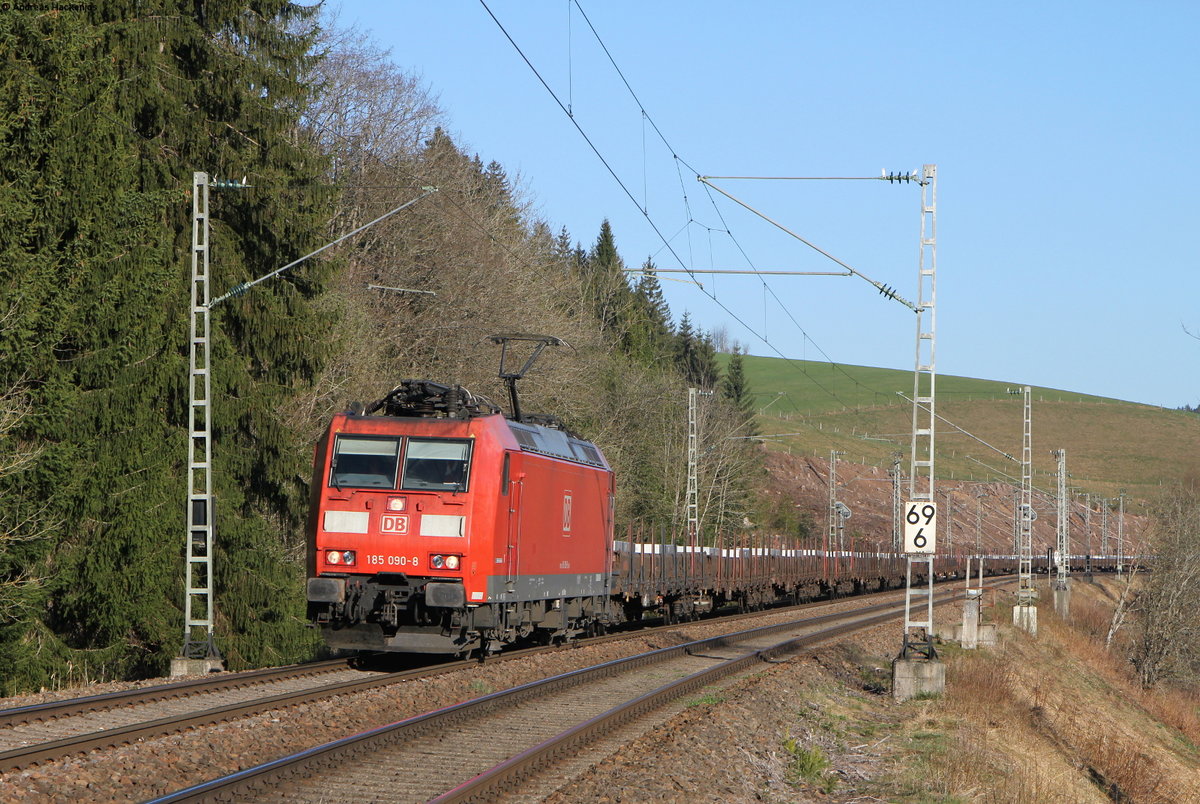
(306, 364), (615, 655)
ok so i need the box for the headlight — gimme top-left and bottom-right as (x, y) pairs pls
(325, 549), (356, 566)
(445, 555), (461, 570)
(386, 496), (407, 512)
(431, 554), (445, 569)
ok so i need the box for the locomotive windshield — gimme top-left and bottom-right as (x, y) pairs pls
(330, 437), (400, 489)
(401, 439), (471, 492)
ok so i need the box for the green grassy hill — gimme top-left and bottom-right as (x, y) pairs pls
(722, 354), (1200, 508)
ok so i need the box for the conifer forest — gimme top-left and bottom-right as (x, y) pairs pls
(0, 4), (767, 692)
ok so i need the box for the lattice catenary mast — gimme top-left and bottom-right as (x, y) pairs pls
(686, 387), (700, 548)
(900, 165), (938, 661)
(890, 454), (903, 552)
(1014, 386), (1036, 632)
(1083, 492), (1093, 569)
(184, 172), (218, 662)
(1117, 493), (1126, 575)
(827, 449), (845, 561)
(1101, 499), (1110, 555)
(1053, 449), (1069, 587)
(942, 490), (954, 555)
(974, 490), (986, 555)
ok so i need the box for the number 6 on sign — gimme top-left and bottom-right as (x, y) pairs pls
(903, 501), (937, 554)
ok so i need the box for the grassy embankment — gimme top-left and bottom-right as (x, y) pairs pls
(723, 353), (1200, 510)
(775, 577), (1200, 802)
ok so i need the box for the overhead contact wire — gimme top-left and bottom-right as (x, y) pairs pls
(699, 183), (893, 402)
(478, 0), (692, 275)
(481, 0), (870, 415)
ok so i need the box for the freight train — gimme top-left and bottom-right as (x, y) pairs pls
(305, 368), (1124, 657)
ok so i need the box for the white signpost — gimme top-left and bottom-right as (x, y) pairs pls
(904, 501), (938, 554)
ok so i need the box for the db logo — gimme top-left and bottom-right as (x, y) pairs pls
(381, 514), (408, 535)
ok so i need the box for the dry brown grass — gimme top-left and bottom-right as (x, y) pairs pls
(930, 646), (1106, 802)
(1142, 684), (1200, 749)
(1076, 730), (1171, 803)
(712, 579), (1200, 803)
(1068, 592), (1115, 642)
(879, 580), (1200, 803)
(919, 724), (1069, 804)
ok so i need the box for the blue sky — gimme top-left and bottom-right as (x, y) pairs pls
(332, 1), (1198, 408)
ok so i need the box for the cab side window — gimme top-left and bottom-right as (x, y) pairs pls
(401, 439), (471, 492)
(331, 437), (400, 489)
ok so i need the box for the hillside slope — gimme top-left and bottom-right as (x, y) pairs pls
(729, 354), (1200, 510)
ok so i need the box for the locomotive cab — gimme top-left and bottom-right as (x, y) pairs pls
(305, 380), (615, 656)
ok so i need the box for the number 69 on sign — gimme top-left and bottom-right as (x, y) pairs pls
(903, 501), (937, 554)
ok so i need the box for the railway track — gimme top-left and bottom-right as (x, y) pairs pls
(0, 658), (389, 772)
(148, 579), (1009, 803)
(0, 643), (569, 773)
(0, 576), (1011, 801)
(0, 579), (949, 772)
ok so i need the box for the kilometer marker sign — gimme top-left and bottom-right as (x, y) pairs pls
(904, 501), (937, 553)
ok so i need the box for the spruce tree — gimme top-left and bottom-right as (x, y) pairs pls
(674, 313), (719, 389)
(582, 220), (637, 338)
(627, 259), (674, 366)
(675, 313), (697, 380)
(0, 1), (334, 690)
(721, 346), (757, 435)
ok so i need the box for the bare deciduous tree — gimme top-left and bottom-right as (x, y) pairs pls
(1131, 482), (1200, 688)
(1105, 564), (1137, 650)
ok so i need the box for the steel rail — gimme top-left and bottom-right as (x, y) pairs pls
(0, 658), (355, 729)
(434, 603), (923, 804)
(148, 579), (1009, 803)
(0, 667), (416, 773)
(0, 615), (785, 770)
(0, 642), (571, 773)
(438, 578), (1016, 802)
(0, 597), (850, 770)
(0, 576), (1010, 775)
(0, 575), (928, 731)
